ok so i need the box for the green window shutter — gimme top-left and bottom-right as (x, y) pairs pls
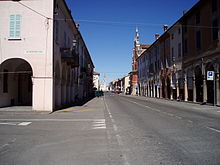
(15, 14), (21, 38)
(9, 14), (21, 39)
(9, 15), (15, 38)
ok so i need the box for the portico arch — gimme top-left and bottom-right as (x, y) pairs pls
(55, 62), (61, 108)
(195, 66), (203, 102)
(0, 58), (33, 107)
(206, 63), (214, 104)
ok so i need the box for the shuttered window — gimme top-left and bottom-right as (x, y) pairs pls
(9, 14), (21, 39)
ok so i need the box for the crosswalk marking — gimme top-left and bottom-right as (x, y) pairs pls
(92, 120), (106, 129)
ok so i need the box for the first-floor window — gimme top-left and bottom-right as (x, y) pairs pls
(9, 14), (21, 39)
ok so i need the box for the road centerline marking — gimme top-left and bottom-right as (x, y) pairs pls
(18, 122), (32, 126)
(0, 122), (17, 126)
(206, 126), (220, 133)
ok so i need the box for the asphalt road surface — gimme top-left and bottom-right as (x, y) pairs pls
(0, 93), (220, 165)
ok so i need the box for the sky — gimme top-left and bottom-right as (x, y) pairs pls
(66, 0), (200, 85)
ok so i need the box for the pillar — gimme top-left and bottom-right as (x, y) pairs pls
(216, 63), (220, 105)
(202, 62), (207, 103)
(176, 80), (179, 100)
(203, 74), (207, 103)
(170, 75), (173, 100)
(160, 79), (163, 98)
(193, 74), (197, 102)
(165, 78), (168, 99)
(32, 77), (53, 111)
(184, 73), (188, 101)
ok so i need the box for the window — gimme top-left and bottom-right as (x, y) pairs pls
(212, 19), (218, 40)
(178, 43), (181, 57)
(3, 69), (8, 93)
(178, 28), (181, 34)
(196, 11), (200, 24)
(9, 14), (21, 39)
(196, 31), (201, 49)
(171, 34), (174, 40)
(212, 0), (217, 12)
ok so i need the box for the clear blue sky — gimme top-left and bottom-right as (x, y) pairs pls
(66, 0), (199, 85)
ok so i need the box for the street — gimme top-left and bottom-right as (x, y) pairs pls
(0, 93), (220, 165)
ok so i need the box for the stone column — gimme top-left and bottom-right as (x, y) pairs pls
(157, 84), (160, 98)
(153, 82), (155, 97)
(165, 78), (168, 99)
(193, 74), (197, 102)
(202, 62), (207, 103)
(216, 63), (220, 105)
(184, 73), (188, 101)
(160, 80), (163, 98)
(170, 75), (173, 100)
(203, 74), (207, 103)
(176, 80), (179, 100)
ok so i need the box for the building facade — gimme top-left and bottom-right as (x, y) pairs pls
(137, 34), (160, 98)
(109, 75), (130, 94)
(93, 72), (100, 90)
(0, 0), (94, 111)
(181, 0), (220, 105)
(130, 28), (150, 95)
(137, 0), (220, 105)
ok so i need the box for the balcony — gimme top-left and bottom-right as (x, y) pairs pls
(60, 48), (79, 67)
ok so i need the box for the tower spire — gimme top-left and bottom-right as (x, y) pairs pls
(135, 27), (140, 45)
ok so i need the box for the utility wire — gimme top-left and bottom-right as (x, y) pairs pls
(18, 2), (51, 19)
(14, 2), (220, 29)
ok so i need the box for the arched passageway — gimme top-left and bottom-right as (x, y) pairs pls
(0, 58), (33, 107)
(55, 63), (61, 108)
(206, 63), (214, 104)
(162, 78), (165, 98)
(195, 66), (203, 102)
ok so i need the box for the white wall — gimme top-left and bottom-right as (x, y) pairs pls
(0, 0), (54, 111)
(93, 74), (99, 90)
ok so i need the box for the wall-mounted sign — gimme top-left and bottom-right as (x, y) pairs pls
(25, 50), (44, 54)
(207, 71), (214, 81)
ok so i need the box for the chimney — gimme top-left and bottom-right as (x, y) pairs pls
(163, 24), (168, 32)
(155, 33), (160, 40)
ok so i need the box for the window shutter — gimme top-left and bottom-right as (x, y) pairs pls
(9, 14), (21, 39)
(15, 14), (21, 38)
(9, 15), (15, 38)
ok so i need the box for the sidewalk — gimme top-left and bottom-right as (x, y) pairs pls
(121, 94), (220, 113)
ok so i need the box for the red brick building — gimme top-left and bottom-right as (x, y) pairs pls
(180, 0), (220, 105)
(130, 28), (150, 95)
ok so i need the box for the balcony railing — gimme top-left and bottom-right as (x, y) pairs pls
(60, 48), (79, 67)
